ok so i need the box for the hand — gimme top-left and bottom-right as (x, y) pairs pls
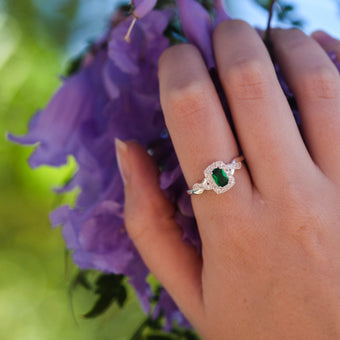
(116, 21), (340, 339)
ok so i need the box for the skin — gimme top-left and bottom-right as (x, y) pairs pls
(115, 21), (340, 339)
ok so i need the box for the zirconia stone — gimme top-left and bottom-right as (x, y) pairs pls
(212, 168), (229, 187)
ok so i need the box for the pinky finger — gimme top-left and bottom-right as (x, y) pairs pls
(115, 139), (204, 326)
(311, 31), (340, 65)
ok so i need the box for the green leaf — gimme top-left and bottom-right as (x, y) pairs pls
(254, 0), (273, 10)
(82, 273), (128, 319)
(146, 335), (173, 340)
(130, 314), (164, 340)
(155, 0), (176, 9)
(278, 4), (294, 19)
(177, 330), (201, 340)
(82, 294), (115, 318)
(171, 327), (201, 340)
(283, 4), (293, 11)
(117, 285), (128, 307)
(292, 20), (304, 27)
(64, 54), (84, 76)
(70, 270), (92, 292)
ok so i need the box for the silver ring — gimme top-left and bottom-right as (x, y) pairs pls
(187, 156), (244, 195)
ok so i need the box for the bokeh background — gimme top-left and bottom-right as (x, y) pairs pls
(1, 1), (339, 339)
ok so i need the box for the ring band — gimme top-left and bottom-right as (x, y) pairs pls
(187, 156), (244, 195)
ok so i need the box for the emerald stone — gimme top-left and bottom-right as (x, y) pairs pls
(212, 167), (229, 187)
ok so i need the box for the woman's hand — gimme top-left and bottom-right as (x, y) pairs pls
(116, 21), (340, 339)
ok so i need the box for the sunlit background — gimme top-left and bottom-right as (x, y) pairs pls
(0, 1), (339, 339)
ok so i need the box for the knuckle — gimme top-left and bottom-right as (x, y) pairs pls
(125, 191), (174, 244)
(299, 65), (339, 99)
(289, 213), (327, 262)
(125, 220), (149, 244)
(125, 206), (156, 244)
(290, 223), (323, 247)
(287, 220), (327, 267)
(167, 81), (211, 121)
(226, 58), (271, 100)
(213, 206), (259, 252)
(275, 185), (329, 261)
(125, 212), (149, 244)
(159, 43), (200, 71)
(213, 19), (251, 40)
(126, 213), (174, 246)
(278, 181), (323, 231)
(279, 28), (308, 51)
(279, 179), (312, 209)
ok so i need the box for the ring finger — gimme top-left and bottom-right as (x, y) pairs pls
(158, 44), (252, 232)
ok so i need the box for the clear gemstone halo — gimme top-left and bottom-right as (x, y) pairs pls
(203, 161), (238, 194)
(187, 157), (244, 195)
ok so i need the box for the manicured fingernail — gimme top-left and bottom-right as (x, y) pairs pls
(115, 138), (130, 185)
(311, 30), (337, 45)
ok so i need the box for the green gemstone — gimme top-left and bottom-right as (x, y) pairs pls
(212, 168), (229, 187)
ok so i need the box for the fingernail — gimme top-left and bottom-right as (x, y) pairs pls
(311, 30), (337, 45)
(115, 138), (130, 185)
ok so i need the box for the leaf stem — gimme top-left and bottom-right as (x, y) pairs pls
(264, 0), (276, 47)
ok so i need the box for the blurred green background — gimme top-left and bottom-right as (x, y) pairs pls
(0, 1), (339, 339)
(0, 1), (146, 339)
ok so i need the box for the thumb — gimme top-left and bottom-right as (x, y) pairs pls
(115, 138), (203, 324)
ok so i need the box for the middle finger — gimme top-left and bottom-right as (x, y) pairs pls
(213, 20), (314, 196)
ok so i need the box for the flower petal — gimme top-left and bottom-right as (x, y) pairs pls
(213, 0), (231, 27)
(177, 0), (214, 67)
(133, 0), (157, 18)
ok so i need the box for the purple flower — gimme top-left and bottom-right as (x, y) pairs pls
(124, 0), (159, 42)
(213, 0), (231, 27)
(176, 0), (231, 67)
(8, 50), (109, 169)
(133, 0), (158, 18)
(177, 0), (214, 67)
(11, 8), (175, 318)
(153, 288), (192, 330)
(329, 51), (340, 73)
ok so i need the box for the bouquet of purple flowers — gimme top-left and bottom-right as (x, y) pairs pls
(9, 0), (340, 336)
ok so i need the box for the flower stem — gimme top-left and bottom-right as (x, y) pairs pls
(264, 0), (276, 56)
(124, 16), (137, 43)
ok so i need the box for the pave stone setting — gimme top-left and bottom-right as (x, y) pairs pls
(188, 159), (243, 195)
(204, 161), (236, 194)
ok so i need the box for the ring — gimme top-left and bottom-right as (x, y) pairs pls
(187, 156), (245, 195)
